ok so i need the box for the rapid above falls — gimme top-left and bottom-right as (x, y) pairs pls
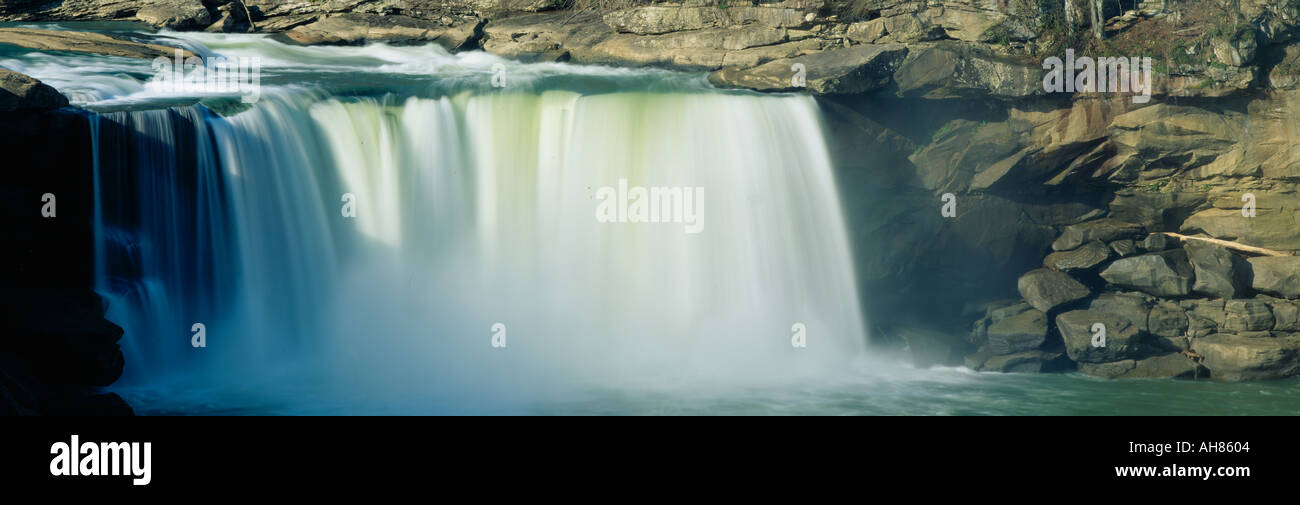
(20, 29), (869, 412)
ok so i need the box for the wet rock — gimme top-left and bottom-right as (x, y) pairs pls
(0, 27), (196, 59)
(981, 349), (1073, 373)
(1043, 240), (1111, 272)
(0, 0), (141, 21)
(136, 0), (212, 30)
(204, 2), (253, 33)
(0, 68), (68, 112)
(1052, 219), (1144, 251)
(1, 291), (125, 388)
(1184, 240), (1251, 299)
(1247, 256), (1300, 299)
(1017, 268), (1090, 313)
(1078, 353), (1209, 379)
(1099, 250), (1195, 297)
(1056, 309), (1147, 363)
(985, 306), (1047, 355)
(1194, 333), (1300, 380)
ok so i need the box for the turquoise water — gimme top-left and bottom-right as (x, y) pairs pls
(111, 356), (1300, 415)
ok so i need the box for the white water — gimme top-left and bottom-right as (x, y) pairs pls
(50, 28), (871, 412)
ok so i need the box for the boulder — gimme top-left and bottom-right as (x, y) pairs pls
(845, 19), (886, 44)
(1016, 269), (1090, 313)
(1193, 333), (1300, 380)
(1043, 240), (1111, 272)
(1148, 300), (1189, 339)
(0, 68), (68, 112)
(1266, 298), (1300, 331)
(1179, 193), (1300, 252)
(1184, 240), (1252, 299)
(135, 0), (212, 30)
(1056, 309), (1147, 363)
(1247, 256), (1300, 299)
(1099, 250), (1195, 297)
(1139, 233), (1174, 251)
(1186, 314), (1219, 339)
(204, 3), (253, 33)
(285, 13), (480, 48)
(1182, 299), (1225, 338)
(1052, 219), (1143, 251)
(1078, 353), (1209, 379)
(1086, 291), (1152, 331)
(985, 306), (1047, 355)
(980, 349), (1073, 373)
(2, 292), (126, 388)
(1109, 239), (1137, 257)
(1223, 299), (1274, 332)
(707, 44), (908, 94)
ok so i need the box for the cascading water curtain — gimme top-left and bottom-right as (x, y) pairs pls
(92, 90), (868, 413)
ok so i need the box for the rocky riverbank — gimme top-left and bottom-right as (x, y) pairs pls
(5, 0), (1300, 385)
(965, 220), (1300, 381)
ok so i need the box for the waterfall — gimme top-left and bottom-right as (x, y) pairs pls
(93, 89), (868, 412)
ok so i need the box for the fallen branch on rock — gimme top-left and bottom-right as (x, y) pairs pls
(1156, 232), (1294, 257)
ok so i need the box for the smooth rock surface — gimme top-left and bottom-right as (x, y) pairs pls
(1099, 250), (1195, 297)
(1056, 309), (1147, 363)
(1016, 268), (1090, 313)
(1043, 240), (1111, 272)
(1247, 256), (1300, 299)
(1184, 240), (1251, 299)
(1194, 333), (1300, 380)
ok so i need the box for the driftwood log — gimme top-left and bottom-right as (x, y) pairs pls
(1156, 232), (1293, 257)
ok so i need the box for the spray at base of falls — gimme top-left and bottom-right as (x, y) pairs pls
(92, 89), (868, 413)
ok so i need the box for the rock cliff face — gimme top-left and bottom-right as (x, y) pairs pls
(0, 106), (133, 415)
(5, 0), (1300, 382)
